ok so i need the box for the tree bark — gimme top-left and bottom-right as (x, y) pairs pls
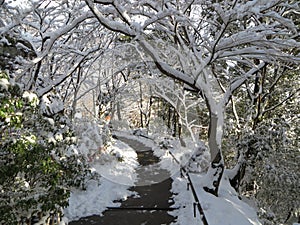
(139, 81), (144, 128)
(228, 154), (246, 192)
(203, 112), (225, 196)
(116, 101), (122, 121)
(145, 96), (153, 128)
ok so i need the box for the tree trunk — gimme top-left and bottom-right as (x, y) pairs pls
(145, 96), (153, 128)
(116, 101), (122, 121)
(172, 110), (177, 137)
(139, 82), (144, 128)
(167, 105), (171, 129)
(203, 112), (225, 196)
(228, 154), (246, 192)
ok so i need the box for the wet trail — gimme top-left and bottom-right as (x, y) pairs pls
(69, 136), (176, 225)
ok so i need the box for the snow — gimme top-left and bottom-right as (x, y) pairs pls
(92, 139), (139, 186)
(0, 78), (10, 91)
(169, 175), (202, 225)
(170, 172), (262, 225)
(113, 130), (197, 176)
(40, 94), (64, 115)
(64, 178), (134, 222)
(22, 91), (39, 105)
(197, 174), (262, 225)
(63, 130), (262, 225)
(85, 0), (135, 36)
(5, 0), (33, 11)
(63, 139), (138, 222)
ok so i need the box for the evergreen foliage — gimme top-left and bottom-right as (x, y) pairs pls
(0, 72), (92, 224)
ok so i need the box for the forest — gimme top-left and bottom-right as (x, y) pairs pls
(0, 0), (299, 225)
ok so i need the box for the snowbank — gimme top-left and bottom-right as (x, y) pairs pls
(63, 139), (139, 222)
(170, 173), (262, 225)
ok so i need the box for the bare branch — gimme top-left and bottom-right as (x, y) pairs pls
(262, 88), (300, 115)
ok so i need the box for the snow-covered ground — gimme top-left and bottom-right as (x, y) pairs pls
(63, 178), (134, 223)
(170, 175), (203, 225)
(113, 130), (204, 177)
(170, 173), (262, 225)
(92, 139), (139, 185)
(62, 130), (263, 225)
(63, 139), (139, 223)
(115, 131), (262, 225)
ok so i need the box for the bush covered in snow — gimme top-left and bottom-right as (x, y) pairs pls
(222, 114), (299, 224)
(235, 118), (299, 224)
(73, 117), (113, 162)
(0, 72), (92, 224)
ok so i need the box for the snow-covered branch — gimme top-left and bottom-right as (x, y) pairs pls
(32, 13), (94, 64)
(84, 0), (135, 36)
(223, 62), (266, 106)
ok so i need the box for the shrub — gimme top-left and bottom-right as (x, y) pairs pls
(0, 72), (92, 224)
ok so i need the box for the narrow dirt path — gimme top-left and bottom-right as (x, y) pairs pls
(69, 136), (176, 225)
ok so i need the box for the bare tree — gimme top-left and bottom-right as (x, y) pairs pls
(83, 0), (300, 196)
(1, 0), (116, 117)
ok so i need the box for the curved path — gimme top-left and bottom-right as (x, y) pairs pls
(69, 136), (176, 225)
